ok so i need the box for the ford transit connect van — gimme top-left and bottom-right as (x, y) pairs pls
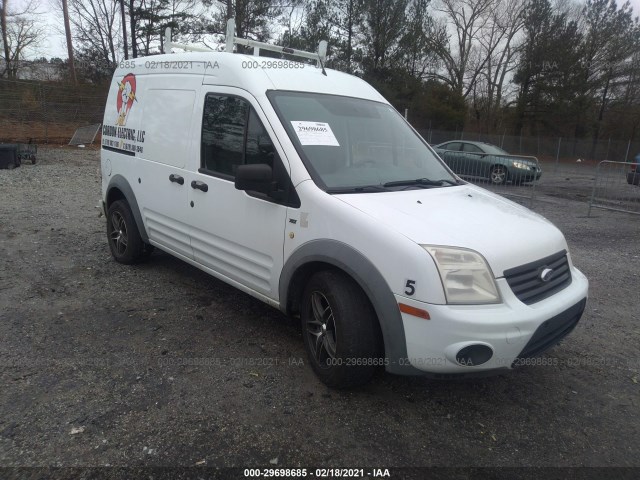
(100, 25), (588, 387)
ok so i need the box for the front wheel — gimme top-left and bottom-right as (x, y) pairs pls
(301, 270), (382, 388)
(106, 200), (144, 264)
(490, 165), (508, 185)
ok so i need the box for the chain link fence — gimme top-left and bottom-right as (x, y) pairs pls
(437, 149), (540, 206)
(588, 161), (640, 216)
(2, 78), (637, 162)
(0, 78), (107, 146)
(419, 128), (640, 165)
(2, 78), (640, 216)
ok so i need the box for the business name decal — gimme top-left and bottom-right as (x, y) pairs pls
(102, 72), (145, 154)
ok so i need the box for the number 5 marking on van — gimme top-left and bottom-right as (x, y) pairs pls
(404, 279), (416, 296)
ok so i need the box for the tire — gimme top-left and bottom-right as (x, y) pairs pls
(106, 200), (144, 264)
(490, 165), (508, 185)
(301, 270), (382, 388)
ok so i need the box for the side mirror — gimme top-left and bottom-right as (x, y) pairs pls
(235, 164), (273, 195)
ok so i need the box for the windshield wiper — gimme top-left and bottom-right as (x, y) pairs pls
(383, 178), (459, 188)
(326, 185), (388, 194)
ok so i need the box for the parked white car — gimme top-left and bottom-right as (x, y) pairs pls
(100, 28), (588, 388)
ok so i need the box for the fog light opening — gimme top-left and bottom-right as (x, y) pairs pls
(455, 344), (493, 366)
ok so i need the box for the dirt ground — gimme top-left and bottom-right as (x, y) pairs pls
(0, 148), (639, 475)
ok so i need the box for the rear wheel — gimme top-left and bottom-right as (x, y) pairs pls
(490, 165), (508, 185)
(301, 270), (382, 388)
(106, 200), (144, 264)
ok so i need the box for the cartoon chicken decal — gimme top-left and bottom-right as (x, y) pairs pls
(116, 73), (137, 126)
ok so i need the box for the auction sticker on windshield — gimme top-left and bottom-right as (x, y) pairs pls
(291, 121), (340, 146)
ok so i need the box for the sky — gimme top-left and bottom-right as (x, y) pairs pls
(10, 0), (640, 61)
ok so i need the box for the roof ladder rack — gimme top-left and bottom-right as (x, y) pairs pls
(164, 19), (328, 67)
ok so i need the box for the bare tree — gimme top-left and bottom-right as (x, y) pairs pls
(64, 0), (121, 67)
(472, 0), (527, 129)
(1, 0), (45, 78)
(427, 0), (496, 97)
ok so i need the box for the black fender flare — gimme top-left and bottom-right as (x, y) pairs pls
(106, 174), (149, 243)
(279, 239), (420, 375)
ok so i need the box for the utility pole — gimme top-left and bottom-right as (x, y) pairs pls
(227, 0), (233, 21)
(61, 0), (77, 84)
(120, 0), (129, 60)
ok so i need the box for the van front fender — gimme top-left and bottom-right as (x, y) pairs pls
(280, 240), (420, 375)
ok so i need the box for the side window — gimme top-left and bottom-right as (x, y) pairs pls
(245, 108), (274, 168)
(463, 143), (483, 153)
(201, 94), (276, 176)
(444, 142), (462, 151)
(201, 95), (248, 176)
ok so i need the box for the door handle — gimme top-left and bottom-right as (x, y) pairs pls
(191, 180), (208, 192)
(169, 174), (184, 185)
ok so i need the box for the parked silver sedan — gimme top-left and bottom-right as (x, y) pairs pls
(434, 141), (541, 185)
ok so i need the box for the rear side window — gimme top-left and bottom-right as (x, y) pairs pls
(201, 94), (275, 177)
(444, 142), (462, 151)
(462, 143), (483, 153)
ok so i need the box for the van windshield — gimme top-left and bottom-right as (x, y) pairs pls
(267, 91), (457, 192)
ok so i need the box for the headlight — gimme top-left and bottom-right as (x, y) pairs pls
(511, 161), (531, 169)
(423, 246), (500, 304)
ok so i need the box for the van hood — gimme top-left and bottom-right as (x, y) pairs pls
(335, 185), (568, 276)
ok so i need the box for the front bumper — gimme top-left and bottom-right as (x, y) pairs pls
(511, 167), (542, 182)
(393, 266), (588, 374)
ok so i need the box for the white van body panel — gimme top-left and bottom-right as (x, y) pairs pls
(333, 185), (568, 276)
(284, 179), (447, 305)
(101, 52), (589, 379)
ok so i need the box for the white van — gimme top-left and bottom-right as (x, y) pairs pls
(100, 25), (588, 387)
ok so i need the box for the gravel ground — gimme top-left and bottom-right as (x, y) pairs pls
(0, 148), (639, 473)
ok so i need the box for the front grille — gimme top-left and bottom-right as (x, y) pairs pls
(504, 250), (572, 305)
(515, 298), (586, 362)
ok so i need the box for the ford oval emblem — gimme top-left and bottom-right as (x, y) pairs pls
(540, 268), (554, 282)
